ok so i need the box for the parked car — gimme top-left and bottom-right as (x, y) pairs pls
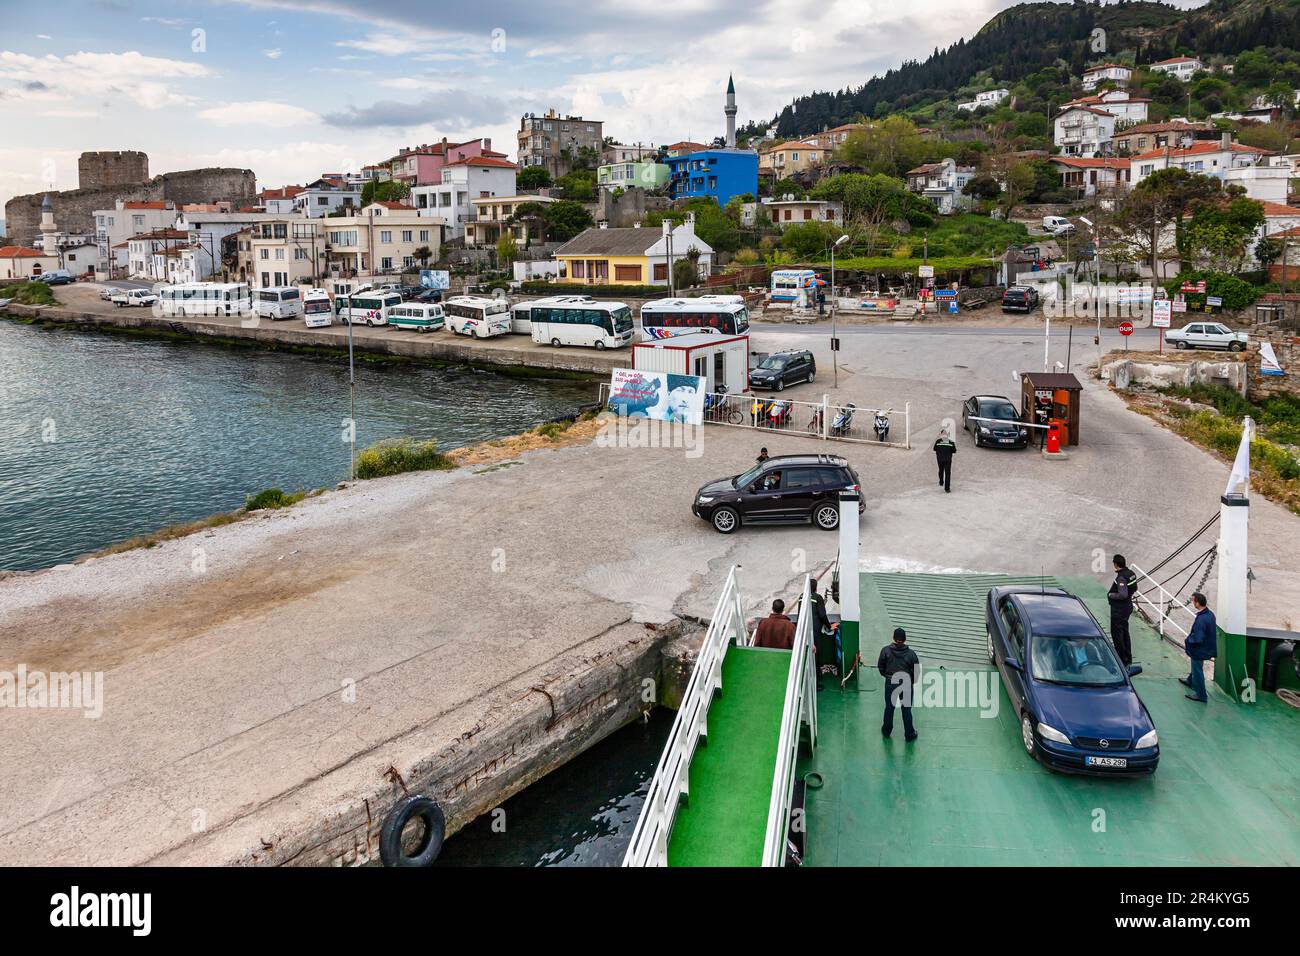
(36, 270), (74, 285)
(1001, 285), (1039, 313)
(986, 585), (1159, 775)
(413, 288), (443, 303)
(1042, 215), (1075, 236)
(98, 286), (119, 301)
(111, 288), (157, 308)
(962, 395), (1030, 448)
(749, 349), (816, 391)
(1164, 321), (1248, 352)
(692, 454), (862, 534)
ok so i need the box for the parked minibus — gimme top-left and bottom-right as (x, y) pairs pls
(529, 296), (635, 349)
(444, 296), (511, 338)
(387, 302), (446, 333)
(254, 286), (303, 321)
(336, 290), (402, 326)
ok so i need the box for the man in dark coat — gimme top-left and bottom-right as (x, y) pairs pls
(808, 579), (839, 688)
(1180, 592), (1217, 702)
(753, 599), (795, 650)
(1107, 554), (1138, 665)
(878, 628), (920, 741)
(933, 428), (957, 493)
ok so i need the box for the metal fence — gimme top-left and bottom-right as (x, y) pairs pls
(599, 384), (909, 449)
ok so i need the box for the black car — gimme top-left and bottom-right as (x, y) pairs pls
(749, 349), (816, 391)
(986, 586), (1159, 775)
(692, 454), (862, 534)
(413, 288), (443, 303)
(1001, 285), (1039, 313)
(962, 395), (1030, 448)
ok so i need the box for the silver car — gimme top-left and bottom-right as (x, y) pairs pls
(1165, 321), (1247, 352)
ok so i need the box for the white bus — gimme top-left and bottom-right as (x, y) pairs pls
(303, 288), (332, 328)
(444, 296), (511, 338)
(157, 282), (252, 318)
(529, 296), (635, 350)
(639, 297), (751, 340)
(508, 301), (538, 335)
(388, 303), (445, 333)
(336, 290), (402, 327)
(254, 286), (303, 321)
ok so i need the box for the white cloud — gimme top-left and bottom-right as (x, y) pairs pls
(35, 35), (52, 41)
(0, 50), (211, 111)
(196, 101), (321, 126)
(263, 48), (283, 59)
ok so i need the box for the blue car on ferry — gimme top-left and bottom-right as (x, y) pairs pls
(985, 586), (1159, 775)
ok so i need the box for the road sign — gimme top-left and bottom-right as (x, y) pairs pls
(918, 265), (934, 278)
(1152, 300), (1172, 329)
(1119, 321), (1134, 336)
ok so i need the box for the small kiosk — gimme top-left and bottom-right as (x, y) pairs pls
(1020, 371), (1083, 446)
(632, 333), (749, 394)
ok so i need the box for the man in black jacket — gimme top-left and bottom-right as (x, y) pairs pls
(933, 428), (956, 492)
(1107, 554), (1138, 666)
(809, 579), (839, 689)
(878, 628), (920, 741)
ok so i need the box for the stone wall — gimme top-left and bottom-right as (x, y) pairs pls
(5, 168), (256, 244)
(1248, 330), (1300, 401)
(1101, 353), (1249, 395)
(78, 151), (149, 189)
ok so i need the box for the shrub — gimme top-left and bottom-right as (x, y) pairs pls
(245, 488), (306, 511)
(355, 438), (453, 480)
(533, 421), (568, 440)
(0, 281), (57, 306)
(1161, 272), (1259, 311)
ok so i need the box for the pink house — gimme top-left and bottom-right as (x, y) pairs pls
(386, 138), (511, 186)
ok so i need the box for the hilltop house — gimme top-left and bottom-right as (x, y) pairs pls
(957, 89), (1010, 112)
(763, 197), (844, 229)
(1050, 157), (1131, 197)
(410, 155), (518, 240)
(905, 157), (975, 214)
(808, 123), (870, 151)
(1081, 63), (1132, 91)
(1112, 121), (1217, 156)
(758, 139), (825, 177)
(1053, 106), (1118, 158)
(666, 149), (759, 206)
(597, 160), (669, 192)
(386, 138), (502, 187)
(1148, 56), (1204, 81)
(554, 217), (714, 286)
(1130, 137), (1271, 186)
(1061, 89), (1149, 125)
(293, 177), (361, 218)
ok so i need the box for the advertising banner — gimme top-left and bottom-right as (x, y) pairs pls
(1260, 342), (1285, 377)
(419, 269), (450, 290)
(607, 368), (706, 425)
(1152, 300), (1172, 328)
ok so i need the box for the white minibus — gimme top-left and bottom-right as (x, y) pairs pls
(388, 302), (445, 333)
(444, 296), (512, 338)
(336, 290), (402, 326)
(255, 286), (303, 321)
(157, 282), (252, 318)
(303, 288), (332, 328)
(529, 296), (634, 350)
(639, 297), (750, 340)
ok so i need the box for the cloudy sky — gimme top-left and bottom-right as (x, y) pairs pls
(1, 0), (1209, 213)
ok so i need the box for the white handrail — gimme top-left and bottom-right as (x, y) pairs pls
(760, 575), (818, 867)
(1129, 562), (1197, 640)
(622, 566), (747, 867)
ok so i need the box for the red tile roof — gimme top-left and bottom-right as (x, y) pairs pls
(0, 245), (50, 258)
(1058, 105), (1118, 117)
(128, 228), (189, 241)
(1151, 56), (1200, 65)
(1261, 202), (1300, 218)
(372, 201), (416, 210)
(259, 186), (304, 200)
(1050, 156), (1130, 169)
(448, 155), (518, 169)
(122, 201), (169, 210)
(1083, 63), (1131, 73)
(1130, 141), (1269, 161)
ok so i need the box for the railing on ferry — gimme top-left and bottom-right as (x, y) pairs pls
(760, 574), (818, 867)
(1129, 562), (1199, 641)
(621, 566), (749, 867)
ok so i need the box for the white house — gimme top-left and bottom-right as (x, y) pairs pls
(957, 88), (1010, 112)
(763, 198), (844, 228)
(1081, 63), (1132, 91)
(1053, 106), (1117, 158)
(409, 155), (517, 240)
(1224, 160), (1292, 204)
(94, 200), (178, 277)
(258, 186), (304, 214)
(293, 177), (361, 218)
(1149, 56), (1204, 81)
(904, 157), (975, 214)
(1049, 157), (1131, 197)
(1130, 138), (1271, 186)
(1061, 89), (1150, 125)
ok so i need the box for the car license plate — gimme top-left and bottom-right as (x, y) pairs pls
(999, 438), (1014, 443)
(1085, 756), (1127, 768)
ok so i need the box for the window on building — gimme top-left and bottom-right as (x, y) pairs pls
(260, 249), (269, 260)
(614, 264), (642, 282)
(381, 257), (393, 270)
(380, 230), (392, 243)
(317, 197), (329, 205)
(653, 262), (668, 280)
(419, 230), (429, 242)
(295, 248), (307, 260)
(275, 248), (285, 260)
(133, 215), (145, 227)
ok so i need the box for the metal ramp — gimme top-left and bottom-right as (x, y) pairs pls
(861, 572), (1066, 668)
(623, 568), (818, 867)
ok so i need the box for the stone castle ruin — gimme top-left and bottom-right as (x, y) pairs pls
(5, 151), (257, 244)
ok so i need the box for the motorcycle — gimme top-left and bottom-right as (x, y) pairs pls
(873, 408), (891, 443)
(767, 399), (793, 428)
(830, 402), (857, 436)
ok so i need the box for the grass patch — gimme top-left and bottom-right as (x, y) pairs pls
(92, 511), (244, 558)
(1161, 384), (1300, 446)
(355, 438), (454, 479)
(245, 487), (308, 511)
(533, 421), (569, 441)
(0, 281), (57, 306)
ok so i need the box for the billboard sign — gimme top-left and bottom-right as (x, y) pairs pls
(606, 368), (706, 425)
(419, 269), (450, 290)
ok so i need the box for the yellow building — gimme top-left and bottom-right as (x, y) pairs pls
(553, 219), (713, 287)
(757, 138), (825, 176)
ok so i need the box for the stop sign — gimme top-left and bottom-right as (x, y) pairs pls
(1119, 321), (1134, 336)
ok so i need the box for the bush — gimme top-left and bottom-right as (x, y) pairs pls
(520, 281), (673, 297)
(0, 281), (57, 306)
(1162, 271), (1259, 311)
(355, 438), (453, 480)
(245, 488), (306, 511)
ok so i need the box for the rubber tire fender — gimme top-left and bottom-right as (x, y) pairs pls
(379, 794), (446, 867)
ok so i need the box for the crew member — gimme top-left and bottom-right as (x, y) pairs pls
(808, 579), (839, 688)
(933, 428), (957, 493)
(1180, 592), (1216, 703)
(878, 628), (919, 741)
(753, 598), (795, 650)
(1107, 554), (1137, 665)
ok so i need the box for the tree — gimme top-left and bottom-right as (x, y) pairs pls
(413, 245), (433, 267)
(361, 179), (410, 206)
(997, 159), (1037, 222)
(539, 200), (593, 241)
(556, 170), (596, 201)
(496, 233), (518, 269)
(780, 221), (838, 260)
(518, 166), (552, 189)
(1183, 196), (1265, 272)
(834, 116), (929, 177)
(963, 174), (1002, 201)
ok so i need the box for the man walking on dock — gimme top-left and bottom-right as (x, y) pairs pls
(878, 628), (919, 741)
(1180, 592), (1216, 703)
(933, 428), (957, 493)
(754, 598), (796, 650)
(1107, 554), (1137, 666)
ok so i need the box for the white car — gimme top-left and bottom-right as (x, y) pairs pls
(1164, 321), (1248, 352)
(99, 286), (117, 301)
(111, 288), (158, 308)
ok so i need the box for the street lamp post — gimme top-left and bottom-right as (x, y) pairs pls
(831, 234), (849, 389)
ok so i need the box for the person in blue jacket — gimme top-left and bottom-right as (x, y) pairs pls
(1180, 592), (1217, 702)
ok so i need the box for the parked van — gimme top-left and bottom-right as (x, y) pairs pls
(1042, 215), (1075, 236)
(336, 290), (401, 326)
(444, 295), (511, 338)
(388, 302), (445, 333)
(254, 286), (303, 321)
(303, 288), (332, 328)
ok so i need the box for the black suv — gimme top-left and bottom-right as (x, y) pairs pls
(692, 454), (863, 534)
(749, 349), (816, 391)
(1001, 286), (1039, 313)
(962, 394), (1030, 448)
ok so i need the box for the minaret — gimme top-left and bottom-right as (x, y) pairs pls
(39, 194), (58, 256)
(724, 73), (737, 149)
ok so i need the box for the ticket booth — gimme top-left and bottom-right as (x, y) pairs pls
(1021, 372), (1082, 446)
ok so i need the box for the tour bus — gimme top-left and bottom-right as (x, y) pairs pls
(303, 288), (332, 328)
(528, 296), (635, 350)
(508, 301), (537, 335)
(157, 282), (252, 318)
(254, 286), (303, 321)
(770, 269), (817, 303)
(444, 295), (512, 338)
(336, 289), (402, 326)
(639, 297), (751, 340)
(387, 302), (446, 333)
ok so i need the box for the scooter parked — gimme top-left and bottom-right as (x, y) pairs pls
(873, 408), (891, 443)
(830, 402), (857, 436)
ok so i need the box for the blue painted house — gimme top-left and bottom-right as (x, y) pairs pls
(666, 149), (759, 207)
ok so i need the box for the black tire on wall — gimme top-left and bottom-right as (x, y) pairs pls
(379, 794), (446, 867)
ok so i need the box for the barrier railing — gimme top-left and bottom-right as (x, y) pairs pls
(1129, 562), (1198, 640)
(622, 566), (749, 867)
(761, 574), (818, 867)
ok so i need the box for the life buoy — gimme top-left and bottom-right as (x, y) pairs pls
(378, 794), (446, 867)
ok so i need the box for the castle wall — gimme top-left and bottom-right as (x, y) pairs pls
(78, 151), (149, 189)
